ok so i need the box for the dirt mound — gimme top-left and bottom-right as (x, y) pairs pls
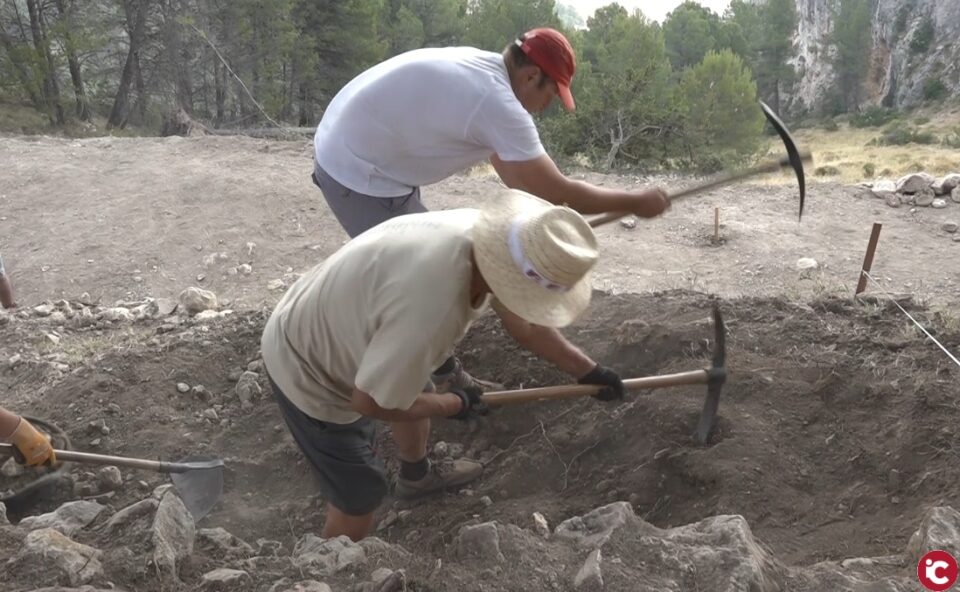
(2, 290), (959, 590)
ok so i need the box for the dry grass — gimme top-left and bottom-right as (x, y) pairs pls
(789, 105), (960, 184)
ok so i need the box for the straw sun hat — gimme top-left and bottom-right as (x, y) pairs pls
(473, 189), (598, 327)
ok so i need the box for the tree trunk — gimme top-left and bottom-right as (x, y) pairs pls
(0, 22), (45, 109)
(26, 0), (64, 124)
(162, 0), (193, 114)
(214, 58), (226, 127)
(108, 0), (149, 129)
(53, 0), (90, 121)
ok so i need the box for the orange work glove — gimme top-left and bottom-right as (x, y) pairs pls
(9, 417), (56, 466)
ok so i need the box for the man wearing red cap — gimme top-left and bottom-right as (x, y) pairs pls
(308, 28), (670, 394)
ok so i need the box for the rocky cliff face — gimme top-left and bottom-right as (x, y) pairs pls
(786, 0), (960, 113)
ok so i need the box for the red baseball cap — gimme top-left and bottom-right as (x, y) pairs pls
(517, 28), (576, 111)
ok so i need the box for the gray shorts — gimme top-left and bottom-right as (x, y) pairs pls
(269, 372), (388, 516)
(312, 162), (427, 238)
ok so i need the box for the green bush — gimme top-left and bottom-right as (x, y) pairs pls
(923, 78), (948, 101)
(943, 128), (960, 148)
(850, 106), (898, 128)
(910, 18), (935, 54)
(863, 163), (876, 177)
(914, 116), (931, 125)
(815, 165), (841, 176)
(894, 6), (911, 36)
(871, 123), (937, 146)
(822, 118), (840, 131)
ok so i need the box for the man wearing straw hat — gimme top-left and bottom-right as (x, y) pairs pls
(262, 190), (625, 541)
(310, 27), (670, 397)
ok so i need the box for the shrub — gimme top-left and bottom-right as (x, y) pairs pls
(863, 163), (876, 177)
(815, 165), (841, 176)
(822, 118), (840, 132)
(871, 123), (937, 146)
(850, 106), (898, 128)
(914, 116), (931, 125)
(943, 128), (960, 148)
(923, 78), (948, 101)
(910, 17), (935, 54)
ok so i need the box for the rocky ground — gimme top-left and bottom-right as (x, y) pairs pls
(1, 134), (959, 591)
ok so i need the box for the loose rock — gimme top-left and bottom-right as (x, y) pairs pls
(103, 498), (159, 533)
(13, 528), (104, 586)
(236, 371), (262, 409)
(179, 287), (218, 315)
(18, 500), (106, 535)
(97, 466), (123, 491)
(152, 491), (196, 580)
(456, 522), (505, 562)
(202, 568), (250, 589)
(574, 549), (603, 591)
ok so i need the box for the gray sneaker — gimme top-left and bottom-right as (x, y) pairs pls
(431, 358), (503, 394)
(395, 458), (484, 499)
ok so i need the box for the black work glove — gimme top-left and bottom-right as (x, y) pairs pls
(449, 385), (489, 420)
(578, 364), (625, 402)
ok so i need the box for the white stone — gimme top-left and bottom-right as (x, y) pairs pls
(238, 263), (253, 275)
(152, 491), (196, 580)
(198, 527), (255, 557)
(202, 568), (249, 588)
(932, 198), (948, 209)
(932, 174), (960, 195)
(574, 549), (603, 591)
(871, 179), (896, 194)
(14, 528), (104, 586)
(18, 500), (106, 535)
(100, 307), (134, 322)
(796, 258), (819, 271)
(177, 382), (190, 393)
(532, 512), (551, 538)
(371, 567), (394, 583)
(97, 466), (123, 491)
(179, 287), (218, 315)
(268, 279), (286, 291)
(896, 172), (935, 194)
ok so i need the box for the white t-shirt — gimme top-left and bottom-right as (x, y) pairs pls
(314, 47), (546, 197)
(261, 209), (491, 424)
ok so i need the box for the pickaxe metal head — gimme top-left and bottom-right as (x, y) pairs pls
(760, 101), (806, 221)
(694, 305), (726, 445)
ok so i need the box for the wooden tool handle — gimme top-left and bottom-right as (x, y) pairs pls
(481, 369), (709, 407)
(0, 443), (197, 473)
(587, 151), (812, 229)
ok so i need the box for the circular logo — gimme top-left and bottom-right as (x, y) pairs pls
(918, 550), (959, 591)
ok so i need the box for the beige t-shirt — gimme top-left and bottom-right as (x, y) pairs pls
(261, 209), (490, 423)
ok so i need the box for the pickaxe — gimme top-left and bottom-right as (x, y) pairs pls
(588, 101), (811, 227)
(481, 305), (726, 446)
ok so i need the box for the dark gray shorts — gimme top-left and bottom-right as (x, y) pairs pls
(312, 162), (427, 238)
(269, 374), (388, 516)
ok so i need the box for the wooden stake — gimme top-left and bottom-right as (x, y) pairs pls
(714, 207), (720, 242)
(855, 223), (883, 296)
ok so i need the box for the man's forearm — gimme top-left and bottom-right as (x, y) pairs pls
(514, 324), (595, 378)
(556, 180), (638, 215)
(0, 408), (21, 440)
(353, 390), (460, 423)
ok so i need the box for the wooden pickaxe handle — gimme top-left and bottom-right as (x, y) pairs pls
(481, 369), (710, 407)
(587, 150), (812, 229)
